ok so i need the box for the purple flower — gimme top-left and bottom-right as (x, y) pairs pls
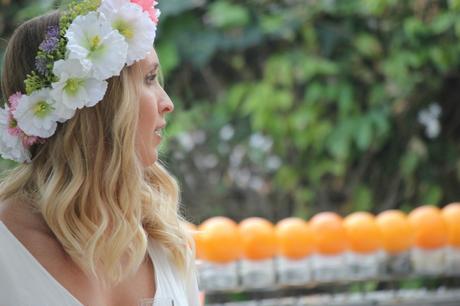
(46, 25), (60, 38)
(39, 25), (60, 53)
(39, 37), (59, 53)
(35, 56), (48, 75)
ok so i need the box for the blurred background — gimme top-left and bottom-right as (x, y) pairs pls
(2, 0), (460, 223)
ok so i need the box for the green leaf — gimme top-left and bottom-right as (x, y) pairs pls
(369, 110), (390, 138)
(338, 83), (354, 116)
(304, 82), (324, 105)
(420, 185), (442, 205)
(354, 33), (382, 58)
(400, 152), (419, 178)
(449, 0), (460, 10)
(326, 120), (353, 160)
(227, 83), (250, 111)
(351, 184), (373, 212)
(156, 40), (180, 77)
(265, 54), (294, 86)
(260, 14), (284, 35)
(354, 117), (373, 151)
(404, 17), (429, 41)
(431, 12), (455, 34)
(208, 1), (250, 28)
(159, 0), (205, 17)
(179, 29), (220, 67)
(276, 166), (300, 191)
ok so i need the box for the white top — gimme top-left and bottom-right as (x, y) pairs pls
(0, 221), (200, 306)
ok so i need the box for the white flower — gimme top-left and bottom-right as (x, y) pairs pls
(13, 88), (61, 138)
(0, 108), (30, 163)
(65, 11), (128, 80)
(98, 0), (156, 65)
(51, 59), (108, 120)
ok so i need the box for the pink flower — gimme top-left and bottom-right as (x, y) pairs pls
(7, 114), (21, 137)
(6, 113), (39, 147)
(7, 93), (23, 136)
(22, 135), (40, 147)
(8, 92), (22, 112)
(130, 0), (160, 24)
(4, 92), (39, 147)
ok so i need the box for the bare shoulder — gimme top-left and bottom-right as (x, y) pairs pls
(0, 199), (70, 282)
(0, 198), (67, 263)
(0, 199), (104, 305)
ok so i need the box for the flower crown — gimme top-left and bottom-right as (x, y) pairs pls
(0, 0), (160, 163)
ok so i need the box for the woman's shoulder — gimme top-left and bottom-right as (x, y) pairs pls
(0, 199), (55, 248)
(0, 199), (70, 270)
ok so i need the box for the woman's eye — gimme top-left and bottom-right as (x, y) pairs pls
(145, 73), (157, 85)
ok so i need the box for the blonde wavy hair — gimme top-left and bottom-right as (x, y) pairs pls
(0, 11), (194, 286)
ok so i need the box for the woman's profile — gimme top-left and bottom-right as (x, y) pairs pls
(0, 0), (199, 305)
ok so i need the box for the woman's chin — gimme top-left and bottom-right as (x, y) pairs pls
(139, 148), (158, 167)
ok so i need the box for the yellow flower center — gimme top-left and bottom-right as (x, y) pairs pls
(64, 78), (84, 96)
(90, 35), (102, 52)
(9, 118), (17, 128)
(113, 19), (134, 40)
(34, 101), (53, 118)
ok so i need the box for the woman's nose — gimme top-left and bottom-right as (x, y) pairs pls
(159, 90), (174, 114)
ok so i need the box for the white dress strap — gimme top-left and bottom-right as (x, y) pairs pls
(0, 221), (83, 306)
(147, 239), (200, 306)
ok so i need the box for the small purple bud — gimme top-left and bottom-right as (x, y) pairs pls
(38, 25), (60, 53)
(35, 56), (48, 75)
(46, 25), (60, 38)
(39, 37), (59, 53)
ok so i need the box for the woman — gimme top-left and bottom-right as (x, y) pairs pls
(0, 0), (199, 305)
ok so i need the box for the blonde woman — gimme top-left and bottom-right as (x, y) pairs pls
(0, 1), (199, 305)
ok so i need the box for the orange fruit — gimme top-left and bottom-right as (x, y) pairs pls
(344, 212), (383, 254)
(376, 210), (414, 254)
(309, 212), (348, 255)
(184, 222), (205, 260)
(442, 203), (460, 247)
(408, 205), (448, 250)
(197, 216), (241, 263)
(239, 217), (277, 260)
(275, 217), (315, 259)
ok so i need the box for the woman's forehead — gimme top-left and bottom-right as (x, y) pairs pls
(140, 49), (159, 71)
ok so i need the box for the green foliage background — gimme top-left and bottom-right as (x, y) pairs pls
(1, 0), (460, 222)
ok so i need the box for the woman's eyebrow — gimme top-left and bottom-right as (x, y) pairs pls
(149, 63), (159, 72)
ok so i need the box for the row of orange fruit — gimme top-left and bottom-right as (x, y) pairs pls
(186, 203), (460, 263)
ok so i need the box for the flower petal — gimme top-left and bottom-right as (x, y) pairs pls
(0, 107), (30, 163)
(84, 80), (108, 107)
(66, 11), (128, 80)
(99, 0), (156, 65)
(13, 88), (61, 138)
(90, 29), (128, 79)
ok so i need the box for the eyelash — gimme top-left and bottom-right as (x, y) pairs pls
(145, 73), (157, 85)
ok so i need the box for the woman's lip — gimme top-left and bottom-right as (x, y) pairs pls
(155, 122), (166, 130)
(154, 130), (162, 143)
